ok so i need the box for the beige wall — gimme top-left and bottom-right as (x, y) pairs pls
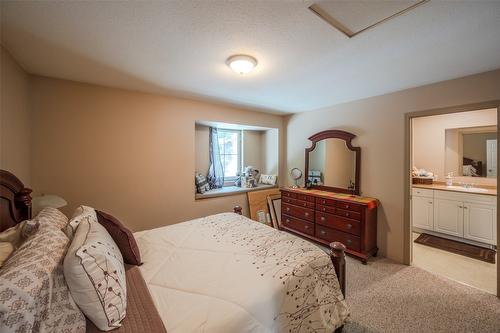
(30, 76), (284, 231)
(261, 128), (279, 176)
(413, 108), (497, 184)
(285, 69), (500, 262)
(194, 124), (210, 175)
(242, 130), (262, 170)
(0, 46), (31, 185)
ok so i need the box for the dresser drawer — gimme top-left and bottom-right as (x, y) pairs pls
(316, 225), (361, 252)
(282, 203), (314, 222)
(316, 212), (361, 236)
(316, 197), (336, 206)
(334, 201), (363, 213)
(296, 193), (315, 202)
(283, 197), (315, 209)
(315, 204), (336, 214)
(334, 208), (361, 221)
(282, 214), (314, 236)
(281, 191), (297, 199)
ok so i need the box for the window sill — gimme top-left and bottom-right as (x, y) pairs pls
(195, 184), (278, 200)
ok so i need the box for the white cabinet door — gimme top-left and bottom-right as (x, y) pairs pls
(463, 202), (497, 245)
(434, 198), (464, 237)
(412, 196), (434, 230)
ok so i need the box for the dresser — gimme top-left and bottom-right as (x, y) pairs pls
(280, 187), (378, 264)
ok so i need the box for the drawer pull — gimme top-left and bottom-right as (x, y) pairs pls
(347, 224), (352, 229)
(304, 225), (309, 230)
(322, 200), (326, 204)
(344, 205), (350, 209)
(344, 212), (350, 217)
(285, 219), (290, 223)
(322, 208), (326, 212)
(304, 212), (309, 217)
(320, 230), (326, 235)
(303, 203), (307, 207)
(346, 239), (352, 245)
(286, 207), (290, 212)
(428, 201), (432, 204)
(320, 216), (325, 221)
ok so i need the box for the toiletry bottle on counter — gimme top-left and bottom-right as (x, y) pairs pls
(446, 172), (453, 186)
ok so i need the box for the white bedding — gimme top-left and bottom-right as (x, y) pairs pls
(134, 213), (349, 333)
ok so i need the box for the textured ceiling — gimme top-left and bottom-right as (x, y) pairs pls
(1, 1), (500, 114)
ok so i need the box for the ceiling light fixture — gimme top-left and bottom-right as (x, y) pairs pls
(226, 54), (258, 75)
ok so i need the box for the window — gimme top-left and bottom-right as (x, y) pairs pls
(217, 129), (241, 183)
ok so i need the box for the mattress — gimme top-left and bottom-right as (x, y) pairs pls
(134, 212), (349, 333)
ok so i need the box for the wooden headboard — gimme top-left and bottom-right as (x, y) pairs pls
(0, 170), (32, 232)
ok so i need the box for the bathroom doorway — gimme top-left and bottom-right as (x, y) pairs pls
(404, 101), (500, 297)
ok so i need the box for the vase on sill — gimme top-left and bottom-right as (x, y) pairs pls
(235, 174), (242, 187)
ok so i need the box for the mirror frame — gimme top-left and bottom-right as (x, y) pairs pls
(305, 130), (361, 195)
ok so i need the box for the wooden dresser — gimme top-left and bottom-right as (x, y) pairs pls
(280, 187), (378, 263)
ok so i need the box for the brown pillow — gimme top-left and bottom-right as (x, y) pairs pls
(96, 210), (142, 265)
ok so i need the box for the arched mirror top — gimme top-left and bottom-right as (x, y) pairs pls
(305, 130), (361, 195)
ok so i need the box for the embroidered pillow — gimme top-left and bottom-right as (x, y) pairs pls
(0, 242), (14, 267)
(65, 205), (95, 238)
(36, 207), (68, 229)
(96, 210), (142, 265)
(64, 209), (127, 331)
(0, 219), (85, 333)
(259, 174), (277, 185)
(195, 173), (210, 194)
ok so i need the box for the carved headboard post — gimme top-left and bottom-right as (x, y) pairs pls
(0, 170), (33, 232)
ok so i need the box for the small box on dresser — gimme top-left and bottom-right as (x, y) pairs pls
(281, 188), (378, 264)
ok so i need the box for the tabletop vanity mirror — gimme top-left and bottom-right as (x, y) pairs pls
(305, 130), (361, 195)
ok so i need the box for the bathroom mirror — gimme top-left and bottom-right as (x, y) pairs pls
(305, 130), (360, 195)
(445, 126), (497, 178)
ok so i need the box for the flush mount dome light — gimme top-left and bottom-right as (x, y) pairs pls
(226, 55), (258, 74)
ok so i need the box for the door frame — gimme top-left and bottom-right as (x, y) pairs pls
(403, 100), (500, 297)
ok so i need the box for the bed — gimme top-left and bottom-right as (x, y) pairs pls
(0, 169), (349, 333)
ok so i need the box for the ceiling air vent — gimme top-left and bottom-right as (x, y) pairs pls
(309, 0), (429, 38)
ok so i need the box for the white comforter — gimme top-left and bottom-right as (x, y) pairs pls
(134, 213), (349, 333)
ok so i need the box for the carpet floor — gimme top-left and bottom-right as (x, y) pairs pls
(342, 256), (500, 333)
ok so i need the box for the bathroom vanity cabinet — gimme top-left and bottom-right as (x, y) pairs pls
(412, 187), (497, 246)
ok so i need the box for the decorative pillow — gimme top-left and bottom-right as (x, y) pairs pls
(0, 218), (85, 333)
(64, 208), (127, 331)
(260, 174), (277, 185)
(36, 207), (69, 229)
(0, 219), (39, 250)
(195, 173), (210, 194)
(0, 242), (14, 267)
(96, 210), (142, 265)
(66, 205), (95, 238)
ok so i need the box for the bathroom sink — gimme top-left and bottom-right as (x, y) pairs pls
(445, 186), (489, 193)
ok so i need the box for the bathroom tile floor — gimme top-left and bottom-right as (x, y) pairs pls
(412, 232), (497, 295)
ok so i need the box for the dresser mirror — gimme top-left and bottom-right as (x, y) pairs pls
(305, 130), (361, 195)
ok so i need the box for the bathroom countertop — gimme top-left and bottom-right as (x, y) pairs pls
(413, 183), (497, 196)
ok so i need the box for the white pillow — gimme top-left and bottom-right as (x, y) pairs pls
(260, 174), (277, 185)
(65, 205), (95, 238)
(64, 208), (127, 331)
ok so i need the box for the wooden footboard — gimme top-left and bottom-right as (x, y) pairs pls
(232, 206), (346, 297)
(329, 242), (346, 297)
(233, 206), (242, 215)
